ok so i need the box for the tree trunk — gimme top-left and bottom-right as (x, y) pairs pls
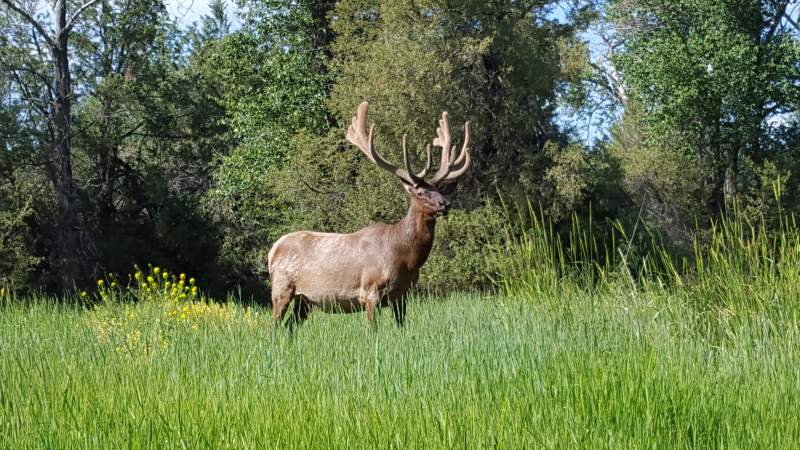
(723, 146), (738, 215)
(50, 0), (93, 290)
(2, 0), (97, 290)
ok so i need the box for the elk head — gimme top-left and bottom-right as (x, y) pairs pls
(345, 102), (471, 217)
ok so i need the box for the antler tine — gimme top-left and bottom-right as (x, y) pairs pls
(449, 121), (470, 167)
(428, 113), (472, 185)
(416, 144), (432, 178)
(439, 121), (471, 182)
(442, 150), (471, 181)
(428, 112), (454, 184)
(402, 135), (424, 186)
(346, 101), (420, 185)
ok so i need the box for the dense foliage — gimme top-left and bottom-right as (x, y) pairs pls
(1, 0), (799, 297)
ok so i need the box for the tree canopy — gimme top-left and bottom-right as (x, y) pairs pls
(1, 0), (798, 295)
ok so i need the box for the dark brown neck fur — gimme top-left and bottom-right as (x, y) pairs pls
(392, 197), (437, 270)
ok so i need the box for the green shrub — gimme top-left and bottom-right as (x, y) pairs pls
(421, 202), (506, 292)
(0, 191), (44, 289)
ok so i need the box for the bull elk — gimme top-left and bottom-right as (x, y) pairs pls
(267, 102), (472, 328)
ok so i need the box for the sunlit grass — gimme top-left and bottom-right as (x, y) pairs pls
(1, 290), (800, 448)
(4, 207), (800, 448)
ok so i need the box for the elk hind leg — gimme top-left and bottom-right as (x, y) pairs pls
(287, 297), (311, 333)
(391, 296), (407, 327)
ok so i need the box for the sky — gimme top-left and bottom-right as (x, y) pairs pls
(165, 0), (211, 27)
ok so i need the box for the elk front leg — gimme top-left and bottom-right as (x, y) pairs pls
(391, 273), (416, 327)
(271, 277), (294, 328)
(362, 287), (381, 329)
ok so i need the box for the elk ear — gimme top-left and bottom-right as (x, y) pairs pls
(401, 180), (427, 198)
(401, 180), (417, 196)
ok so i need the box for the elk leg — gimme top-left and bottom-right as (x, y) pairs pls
(271, 279), (294, 328)
(363, 288), (380, 329)
(391, 297), (407, 327)
(392, 273), (416, 327)
(287, 297), (311, 332)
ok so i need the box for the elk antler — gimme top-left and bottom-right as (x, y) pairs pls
(346, 102), (470, 187)
(427, 112), (471, 185)
(346, 102), (425, 186)
(418, 144), (432, 178)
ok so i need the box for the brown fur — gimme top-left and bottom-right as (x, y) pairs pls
(268, 192), (443, 327)
(267, 102), (470, 329)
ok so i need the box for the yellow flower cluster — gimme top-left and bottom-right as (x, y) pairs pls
(165, 301), (238, 328)
(85, 264), (266, 359)
(132, 266), (199, 302)
(88, 308), (167, 359)
(91, 264), (201, 303)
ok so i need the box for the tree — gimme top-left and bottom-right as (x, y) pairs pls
(204, 0), (332, 282)
(64, 0), (235, 288)
(198, 0), (232, 42)
(2, 0), (233, 292)
(256, 0), (590, 289)
(611, 0), (800, 215)
(329, 0), (573, 199)
(0, 63), (45, 287)
(1, 0), (101, 288)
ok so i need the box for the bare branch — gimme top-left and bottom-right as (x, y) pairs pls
(0, 0), (54, 47)
(2, 66), (53, 97)
(784, 9), (800, 33)
(764, 0), (791, 44)
(65, 0), (101, 32)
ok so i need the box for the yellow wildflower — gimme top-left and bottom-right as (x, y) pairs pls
(162, 272), (169, 280)
(110, 282), (117, 288)
(97, 279), (104, 287)
(179, 273), (186, 281)
(80, 291), (88, 298)
(191, 287), (198, 296)
(134, 272), (142, 281)
(189, 277), (196, 286)
(147, 276), (155, 284)
(153, 267), (161, 275)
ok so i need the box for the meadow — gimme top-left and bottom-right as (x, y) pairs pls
(3, 212), (800, 448)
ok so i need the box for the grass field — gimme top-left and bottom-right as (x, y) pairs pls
(2, 289), (800, 449)
(4, 211), (800, 448)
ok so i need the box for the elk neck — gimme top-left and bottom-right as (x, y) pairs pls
(393, 197), (438, 270)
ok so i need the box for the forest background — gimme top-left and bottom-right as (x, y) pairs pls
(1, 0), (799, 298)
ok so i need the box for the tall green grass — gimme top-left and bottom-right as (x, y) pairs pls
(494, 200), (800, 314)
(2, 294), (800, 448)
(3, 209), (800, 448)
